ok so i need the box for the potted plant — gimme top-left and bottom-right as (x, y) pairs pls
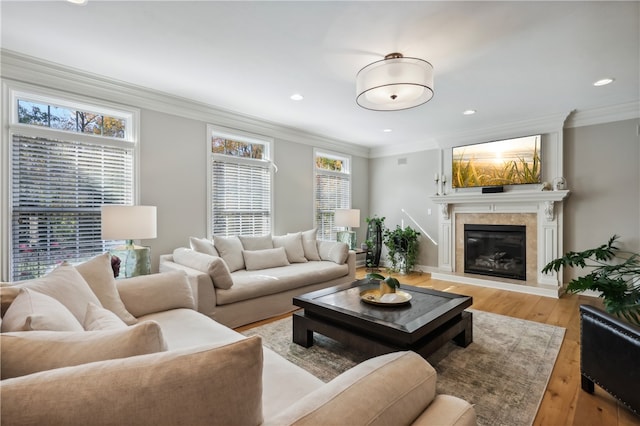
(364, 216), (385, 268)
(542, 235), (640, 326)
(383, 225), (420, 274)
(366, 272), (400, 295)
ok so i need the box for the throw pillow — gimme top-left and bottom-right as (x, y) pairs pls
(189, 236), (219, 257)
(273, 232), (308, 263)
(172, 248), (233, 290)
(239, 234), (274, 251)
(299, 228), (321, 261)
(242, 247), (290, 271)
(115, 271), (195, 318)
(0, 285), (20, 317)
(213, 236), (245, 272)
(83, 302), (128, 331)
(16, 262), (103, 325)
(1, 336), (264, 426)
(1, 288), (84, 332)
(75, 253), (138, 325)
(1, 320), (167, 380)
(318, 240), (349, 265)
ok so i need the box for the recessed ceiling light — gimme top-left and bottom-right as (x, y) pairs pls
(593, 78), (614, 87)
(383, 129), (393, 133)
(290, 93), (304, 101)
(463, 109), (476, 115)
(67, 0), (88, 4)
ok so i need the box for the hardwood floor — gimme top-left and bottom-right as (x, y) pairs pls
(237, 268), (640, 425)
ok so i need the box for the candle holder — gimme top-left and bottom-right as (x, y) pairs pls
(434, 174), (440, 196)
(441, 174), (447, 195)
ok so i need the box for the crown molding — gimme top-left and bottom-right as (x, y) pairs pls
(564, 101), (640, 128)
(0, 49), (370, 158)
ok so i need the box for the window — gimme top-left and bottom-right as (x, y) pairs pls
(208, 126), (273, 237)
(314, 149), (351, 241)
(5, 88), (137, 281)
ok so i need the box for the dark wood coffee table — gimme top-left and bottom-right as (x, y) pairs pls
(292, 279), (473, 359)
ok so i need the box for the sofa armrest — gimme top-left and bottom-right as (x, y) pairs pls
(264, 351), (438, 426)
(159, 254), (217, 317)
(579, 304), (640, 414)
(116, 270), (195, 317)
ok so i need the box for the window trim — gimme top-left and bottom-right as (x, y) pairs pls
(1, 81), (140, 281)
(206, 124), (274, 238)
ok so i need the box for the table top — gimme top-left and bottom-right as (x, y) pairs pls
(293, 279), (472, 342)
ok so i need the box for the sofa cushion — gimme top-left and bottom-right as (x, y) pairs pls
(243, 247), (290, 271)
(75, 253), (138, 325)
(15, 262), (103, 324)
(1, 320), (167, 380)
(273, 232), (308, 263)
(1, 288), (84, 332)
(264, 351), (437, 426)
(300, 228), (321, 261)
(173, 248), (233, 289)
(116, 271), (195, 317)
(214, 235), (245, 272)
(83, 302), (128, 330)
(318, 240), (349, 265)
(216, 261), (349, 305)
(239, 234), (274, 251)
(0, 336), (264, 426)
(189, 236), (219, 257)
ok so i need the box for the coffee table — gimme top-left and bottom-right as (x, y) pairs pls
(292, 279), (473, 359)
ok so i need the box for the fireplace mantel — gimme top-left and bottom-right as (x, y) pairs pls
(431, 190), (570, 221)
(428, 189), (571, 297)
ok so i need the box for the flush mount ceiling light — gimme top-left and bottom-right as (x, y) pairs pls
(356, 53), (434, 111)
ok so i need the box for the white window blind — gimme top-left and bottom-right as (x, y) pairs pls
(10, 134), (134, 281)
(314, 151), (351, 241)
(211, 156), (271, 236)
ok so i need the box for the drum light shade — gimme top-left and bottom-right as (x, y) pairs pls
(356, 53), (434, 111)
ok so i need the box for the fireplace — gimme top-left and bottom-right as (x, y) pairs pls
(464, 224), (526, 281)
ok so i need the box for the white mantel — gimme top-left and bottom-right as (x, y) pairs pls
(430, 189), (570, 297)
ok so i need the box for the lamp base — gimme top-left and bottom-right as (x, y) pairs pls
(337, 231), (357, 250)
(109, 245), (151, 278)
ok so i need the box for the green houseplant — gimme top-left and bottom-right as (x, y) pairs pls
(383, 225), (420, 274)
(542, 235), (640, 326)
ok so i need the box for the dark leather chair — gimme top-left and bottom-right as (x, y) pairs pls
(579, 304), (640, 415)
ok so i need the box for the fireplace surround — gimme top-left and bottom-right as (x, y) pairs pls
(430, 190), (570, 297)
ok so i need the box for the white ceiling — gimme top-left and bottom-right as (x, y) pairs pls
(2, 1), (639, 153)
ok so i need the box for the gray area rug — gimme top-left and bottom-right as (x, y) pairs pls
(243, 309), (565, 426)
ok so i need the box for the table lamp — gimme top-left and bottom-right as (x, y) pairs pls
(335, 208), (360, 250)
(101, 205), (157, 278)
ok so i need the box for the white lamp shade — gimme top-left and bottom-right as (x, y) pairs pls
(334, 209), (360, 228)
(101, 205), (157, 240)
(356, 55), (434, 111)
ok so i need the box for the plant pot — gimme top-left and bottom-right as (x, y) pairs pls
(379, 281), (396, 295)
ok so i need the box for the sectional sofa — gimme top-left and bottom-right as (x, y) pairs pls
(0, 253), (477, 425)
(159, 230), (356, 327)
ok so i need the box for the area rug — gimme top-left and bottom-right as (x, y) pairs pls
(242, 309), (565, 426)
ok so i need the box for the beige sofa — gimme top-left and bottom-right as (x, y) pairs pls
(159, 230), (356, 328)
(0, 253), (477, 426)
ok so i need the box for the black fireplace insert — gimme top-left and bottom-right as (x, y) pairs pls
(464, 224), (526, 280)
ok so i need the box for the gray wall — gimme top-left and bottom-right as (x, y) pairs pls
(138, 109), (369, 272)
(369, 150), (441, 269)
(563, 118), (640, 280)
